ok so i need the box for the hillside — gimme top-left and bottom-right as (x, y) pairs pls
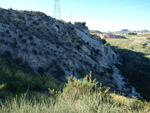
(115, 29), (150, 34)
(0, 7), (141, 96)
(119, 29), (130, 33)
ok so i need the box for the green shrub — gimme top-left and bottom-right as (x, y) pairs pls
(106, 67), (114, 74)
(74, 21), (86, 26)
(11, 41), (18, 48)
(37, 67), (44, 74)
(32, 49), (37, 55)
(1, 33), (5, 37)
(29, 35), (34, 40)
(32, 21), (39, 25)
(55, 65), (65, 77)
(58, 19), (66, 24)
(62, 72), (99, 100)
(19, 34), (22, 38)
(147, 37), (150, 40)
(5, 71), (32, 93)
(102, 39), (107, 44)
(5, 51), (11, 57)
(31, 75), (64, 91)
(6, 30), (10, 34)
(0, 84), (6, 90)
(22, 39), (27, 43)
(0, 39), (5, 43)
(66, 65), (72, 71)
(15, 57), (23, 64)
(76, 45), (81, 50)
(0, 66), (12, 81)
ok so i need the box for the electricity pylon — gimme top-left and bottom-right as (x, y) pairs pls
(53, 0), (61, 19)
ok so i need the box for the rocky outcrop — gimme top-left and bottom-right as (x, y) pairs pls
(0, 7), (140, 97)
(74, 22), (90, 34)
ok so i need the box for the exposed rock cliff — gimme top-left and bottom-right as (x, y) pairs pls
(0, 8), (140, 97)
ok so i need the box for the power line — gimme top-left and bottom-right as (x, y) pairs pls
(53, 0), (61, 19)
(70, 12), (73, 23)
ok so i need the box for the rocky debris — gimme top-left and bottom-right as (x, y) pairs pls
(0, 7), (140, 97)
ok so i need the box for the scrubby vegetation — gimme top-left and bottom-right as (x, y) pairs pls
(0, 57), (64, 98)
(0, 56), (150, 112)
(0, 72), (150, 113)
(106, 37), (150, 100)
(74, 21), (86, 26)
(0, 47), (150, 112)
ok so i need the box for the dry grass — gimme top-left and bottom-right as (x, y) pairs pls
(0, 74), (150, 113)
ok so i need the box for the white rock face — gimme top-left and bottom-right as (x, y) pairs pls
(0, 7), (141, 97)
(76, 29), (118, 66)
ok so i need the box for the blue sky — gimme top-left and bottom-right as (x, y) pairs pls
(0, 0), (150, 31)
